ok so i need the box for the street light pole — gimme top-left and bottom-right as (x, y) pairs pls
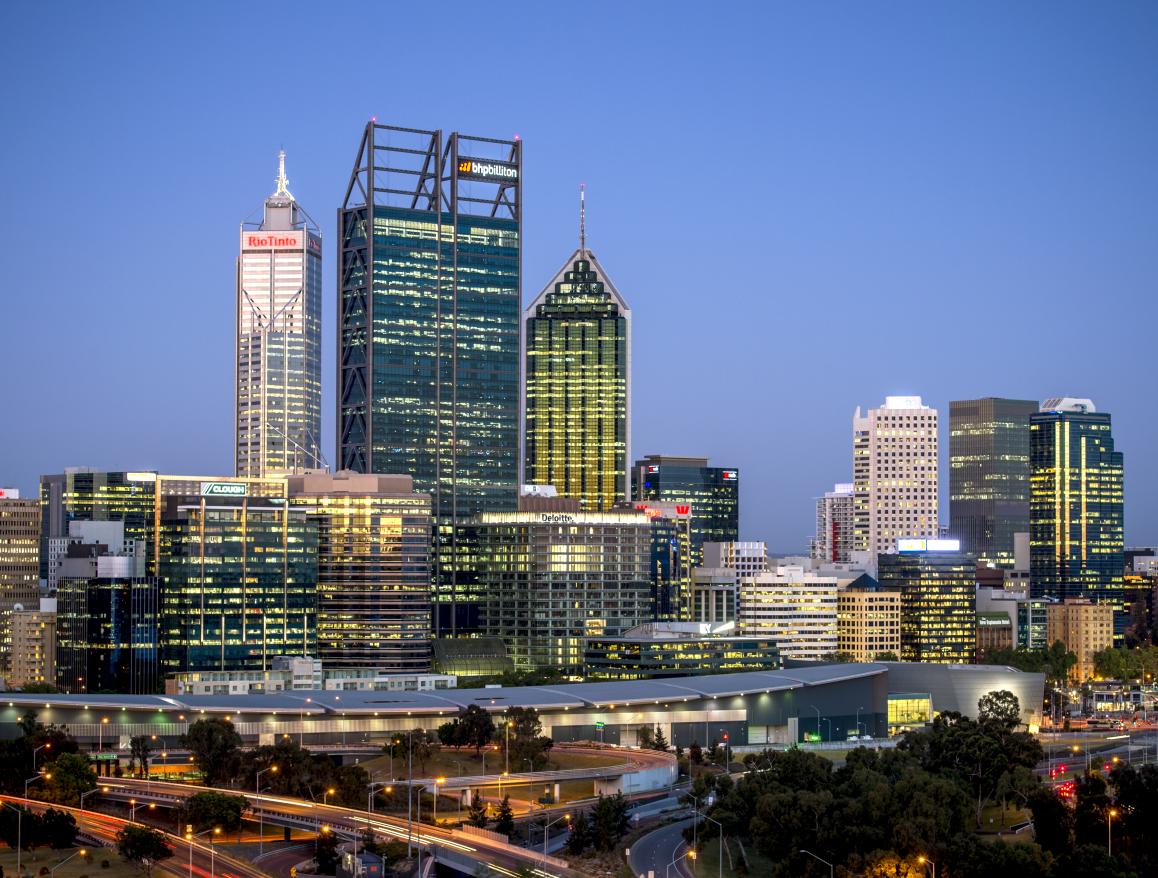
(702, 813), (725, 878)
(185, 827), (221, 878)
(800, 849), (834, 878)
(32, 744), (51, 773)
(1108, 808), (1117, 856)
(49, 848), (87, 877)
(919, 855), (936, 878)
(812, 705), (822, 741)
(255, 765), (278, 858)
(542, 814), (571, 858)
(666, 848), (696, 878)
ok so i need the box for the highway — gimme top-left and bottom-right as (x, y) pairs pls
(628, 817), (696, 878)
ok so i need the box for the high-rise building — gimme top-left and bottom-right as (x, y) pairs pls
(236, 152), (323, 477)
(853, 397), (939, 566)
(948, 398), (1038, 564)
(1046, 598), (1114, 682)
(1029, 399), (1125, 633)
(690, 567), (737, 625)
(476, 502), (652, 672)
(627, 501), (694, 622)
(9, 598), (56, 689)
(812, 484), (855, 563)
(703, 541), (768, 581)
(287, 471), (432, 671)
(54, 522), (159, 693)
(877, 540), (977, 664)
(525, 193), (630, 511)
(337, 123), (522, 635)
(837, 578), (901, 662)
(632, 455), (738, 566)
(0, 489), (39, 672)
(737, 565), (839, 660)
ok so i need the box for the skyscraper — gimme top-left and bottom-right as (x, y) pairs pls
(1029, 398), (1125, 627)
(853, 396), (939, 566)
(337, 123), (521, 634)
(812, 483), (855, 563)
(236, 152), (323, 477)
(0, 489), (39, 675)
(948, 397), (1037, 564)
(632, 455), (739, 566)
(524, 188), (630, 510)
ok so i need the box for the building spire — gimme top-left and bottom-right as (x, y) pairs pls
(273, 150), (294, 200)
(579, 183), (586, 256)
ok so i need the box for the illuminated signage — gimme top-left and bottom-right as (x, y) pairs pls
(0, 488), (16, 499)
(722, 470), (738, 481)
(675, 504), (690, 516)
(457, 158), (519, 182)
(540, 513), (574, 524)
(646, 465), (660, 474)
(307, 235), (321, 254)
(898, 538), (961, 553)
(200, 481), (248, 497)
(126, 472), (157, 483)
(243, 231), (304, 250)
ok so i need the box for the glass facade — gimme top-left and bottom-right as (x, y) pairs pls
(1029, 406), (1125, 632)
(948, 398), (1038, 564)
(887, 693), (933, 733)
(525, 254), (629, 510)
(878, 549), (977, 664)
(584, 636), (779, 680)
(632, 456), (739, 566)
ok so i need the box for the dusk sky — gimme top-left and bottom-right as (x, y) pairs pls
(2, 2), (1156, 550)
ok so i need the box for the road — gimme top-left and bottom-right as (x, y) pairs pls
(628, 817), (696, 878)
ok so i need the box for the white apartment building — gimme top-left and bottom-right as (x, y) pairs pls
(812, 483), (855, 563)
(737, 565), (838, 660)
(702, 541), (768, 581)
(853, 396), (939, 567)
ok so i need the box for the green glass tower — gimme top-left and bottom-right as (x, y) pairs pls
(948, 397), (1038, 564)
(1029, 398), (1125, 627)
(524, 194), (630, 510)
(337, 123), (521, 635)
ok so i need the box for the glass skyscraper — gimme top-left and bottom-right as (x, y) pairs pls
(877, 542), (977, 664)
(1029, 399), (1125, 627)
(337, 123), (521, 635)
(235, 151), (323, 476)
(948, 397), (1038, 564)
(632, 455), (739, 566)
(524, 197), (630, 510)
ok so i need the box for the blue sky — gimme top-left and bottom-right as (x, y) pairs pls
(2, 2), (1156, 549)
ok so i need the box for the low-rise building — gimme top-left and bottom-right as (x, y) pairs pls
(837, 579), (901, 662)
(165, 656), (456, 695)
(976, 612), (1014, 659)
(584, 622), (779, 680)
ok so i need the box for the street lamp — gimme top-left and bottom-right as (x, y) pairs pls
(256, 766), (278, 857)
(812, 705), (822, 741)
(800, 849), (834, 878)
(432, 778), (446, 824)
(32, 743), (52, 772)
(25, 772), (50, 798)
(918, 855), (936, 878)
(542, 813), (571, 858)
(700, 812), (725, 878)
(666, 848), (696, 878)
(79, 788), (102, 810)
(49, 847), (87, 878)
(130, 799), (157, 821)
(1108, 808), (1118, 856)
(324, 788), (336, 806)
(185, 827), (222, 878)
(98, 717), (109, 753)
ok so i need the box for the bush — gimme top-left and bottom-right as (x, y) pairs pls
(40, 868), (49, 875)
(100, 861), (110, 869)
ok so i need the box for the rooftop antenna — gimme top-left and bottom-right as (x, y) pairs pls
(273, 149), (294, 200)
(579, 182), (586, 256)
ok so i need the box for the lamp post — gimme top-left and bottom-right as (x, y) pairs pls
(185, 827), (222, 878)
(255, 766), (278, 857)
(79, 788), (102, 810)
(800, 849), (834, 878)
(98, 717), (109, 754)
(3, 799), (33, 878)
(32, 743), (52, 772)
(1108, 808), (1118, 856)
(130, 799), (157, 821)
(542, 814), (570, 858)
(432, 778), (445, 825)
(666, 848), (696, 878)
(49, 848), (87, 878)
(812, 705), (822, 740)
(856, 706), (864, 737)
(25, 772), (50, 798)
(300, 697), (312, 747)
(324, 788), (336, 806)
(918, 855), (936, 878)
(701, 813), (724, 878)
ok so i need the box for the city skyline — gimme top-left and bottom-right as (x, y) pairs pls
(2, 3), (1157, 550)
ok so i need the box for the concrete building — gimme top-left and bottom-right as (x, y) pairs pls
(737, 566), (839, 660)
(165, 656), (455, 696)
(0, 490), (39, 673)
(853, 397), (939, 567)
(690, 567), (737, 625)
(703, 541), (768, 581)
(976, 612), (1015, 658)
(235, 151), (323, 477)
(812, 484), (855, 563)
(1047, 598), (1114, 683)
(837, 579), (901, 662)
(476, 507), (652, 673)
(8, 598), (56, 689)
(287, 471), (432, 671)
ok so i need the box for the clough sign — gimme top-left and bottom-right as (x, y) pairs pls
(201, 481), (248, 497)
(457, 158), (519, 182)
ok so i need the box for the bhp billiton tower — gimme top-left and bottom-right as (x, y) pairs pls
(235, 152), (323, 476)
(338, 123), (521, 634)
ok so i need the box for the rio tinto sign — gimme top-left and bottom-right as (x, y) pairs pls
(242, 231), (320, 253)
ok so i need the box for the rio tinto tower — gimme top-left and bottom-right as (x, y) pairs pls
(235, 152), (322, 477)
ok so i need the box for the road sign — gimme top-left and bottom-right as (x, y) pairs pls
(595, 721), (605, 729)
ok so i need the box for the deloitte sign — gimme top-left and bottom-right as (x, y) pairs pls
(200, 481), (248, 498)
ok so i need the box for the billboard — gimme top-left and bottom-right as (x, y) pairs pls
(456, 158), (519, 183)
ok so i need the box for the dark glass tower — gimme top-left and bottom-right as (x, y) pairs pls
(338, 123), (521, 635)
(877, 544), (977, 664)
(524, 190), (630, 510)
(631, 455), (739, 566)
(948, 397), (1038, 564)
(1029, 399), (1125, 628)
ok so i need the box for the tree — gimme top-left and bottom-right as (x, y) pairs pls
(459, 705), (496, 755)
(181, 719), (242, 786)
(589, 793), (629, 851)
(39, 809), (78, 849)
(637, 726), (654, 749)
(494, 796), (515, 837)
(978, 690), (1021, 728)
(437, 721), (462, 749)
(408, 729), (433, 773)
(565, 811), (592, 855)
(689, 743), (703, 765)
(314, 829), (340, 875)
(653, 726), (670, 752)
(117, 825), (172, 878)
(0, 805), (36, 851)
(466, 797), (489, 828)
(183, 792), (248, 834)
(873, 651), (900, 661)
(43, 752), (96, 806)
(128, 736), (152, 778)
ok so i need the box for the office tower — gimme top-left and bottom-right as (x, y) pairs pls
(524, 190), (630, 510)
(853, 397), (939, 566)
(155, 475), (316, 674)
(9, 598), (56, 689)
(703, 541), (769, 580)
(812, 484), (855, 563)
(690, 567), (737, 625)
(0, 489), (39, 672)
(584, 624), (779, 680)
(838, 580), (902, 662)
(877, 539), (977, 664)
(1046, 598), (1114, 682)
(1029, 398), (1125, 632)
(236, 151), (323, 477)
(948, 398), (1037, 564)
(338, 123), (522, 635)
(287, 471), (433, 671)
(476, 502), (651, 672)
(632, 455), (738, 566)
(54, 522), (159, 693)
(628, 500), (694, 622)
(737, 565), (839, 660)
